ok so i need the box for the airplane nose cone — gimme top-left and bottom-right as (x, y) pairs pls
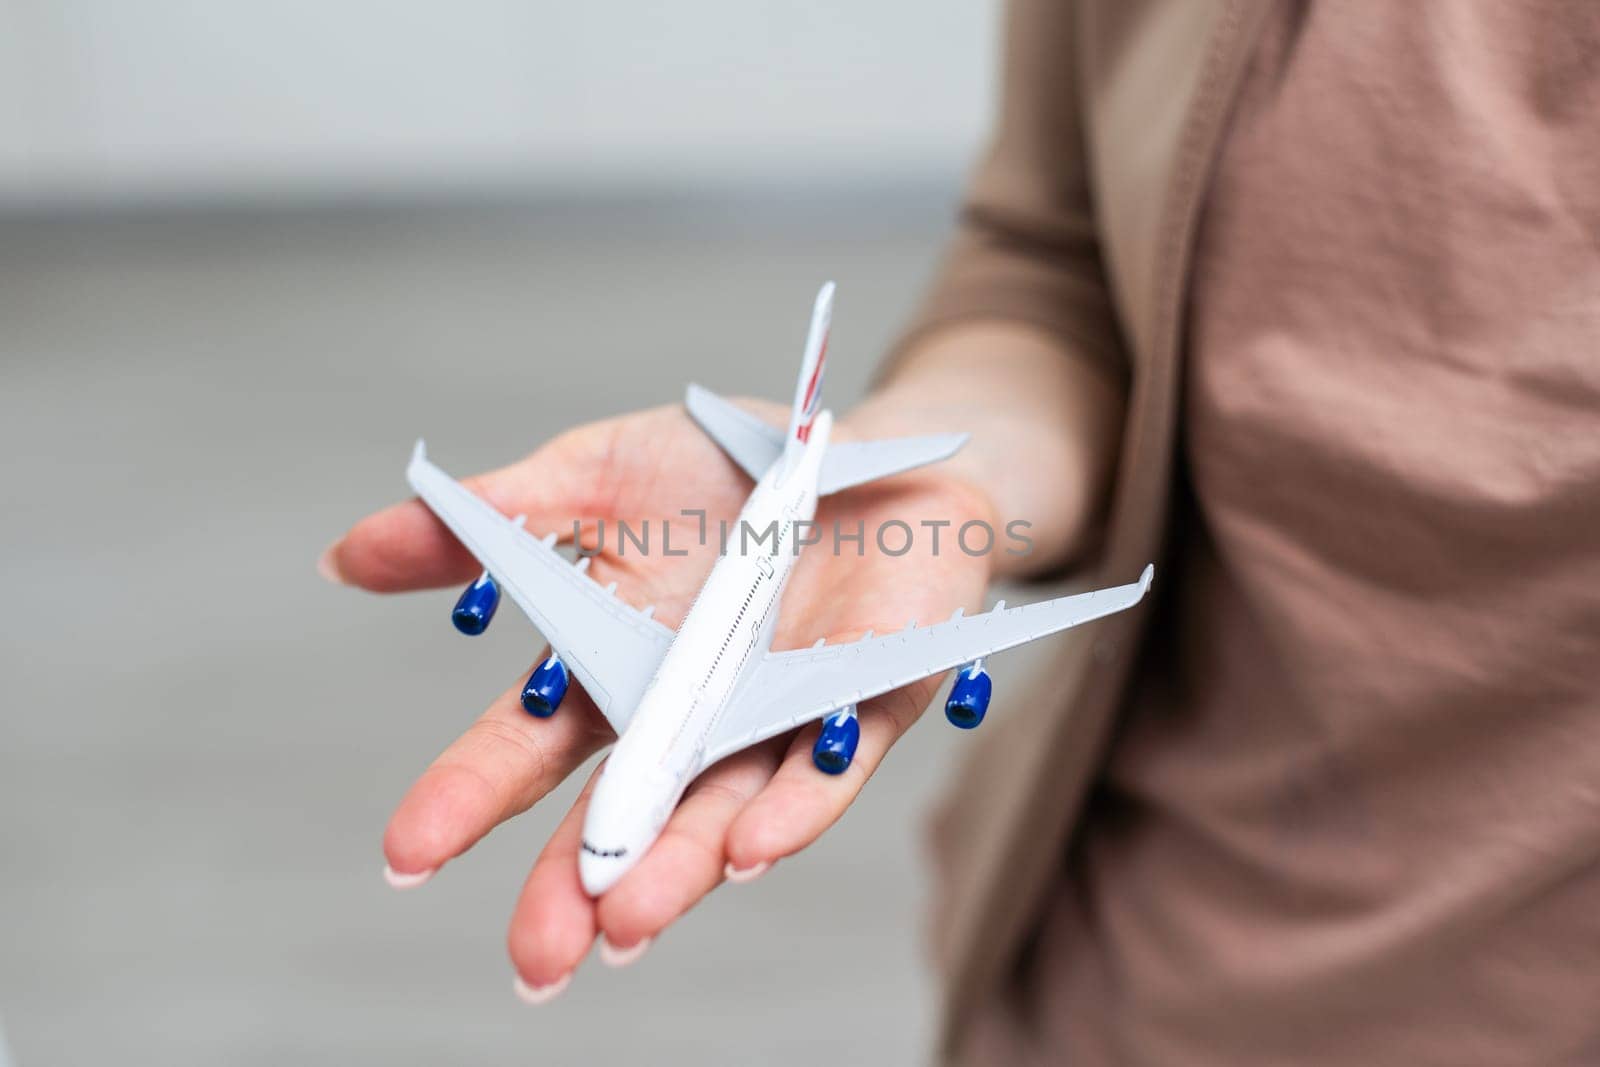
(579, 845), (630, 897)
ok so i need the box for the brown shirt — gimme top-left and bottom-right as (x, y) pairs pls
(985, 4), (1600, 1064)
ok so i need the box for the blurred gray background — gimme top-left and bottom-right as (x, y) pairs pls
(0, 3), (1011, 1064)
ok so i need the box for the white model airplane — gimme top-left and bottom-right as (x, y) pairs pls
(407, 282), (1153, 895)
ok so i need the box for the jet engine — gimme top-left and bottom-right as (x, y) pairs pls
(521, 655), (570, 717)
(451, 573), (500, 635)
(811, 704), (860, 775)
(944, 661), (991, 729)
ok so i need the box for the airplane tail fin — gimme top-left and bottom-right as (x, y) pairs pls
(785, 281), (834, 452)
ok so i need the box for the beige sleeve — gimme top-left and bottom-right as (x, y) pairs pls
(884, 0), (1127, 385)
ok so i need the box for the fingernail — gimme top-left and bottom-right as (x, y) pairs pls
(513, 972), (571, 1005)
(317, 544), (347, 585)
(723, 860), (770, 884)
(598, 934), (652, 968)
(383, 864), (436, 890)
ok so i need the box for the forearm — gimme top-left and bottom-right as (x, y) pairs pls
(847, 320), (1126, 580)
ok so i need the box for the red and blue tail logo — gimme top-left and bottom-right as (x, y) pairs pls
(790, 282), (834, 446)
(795, 338), (826, 443)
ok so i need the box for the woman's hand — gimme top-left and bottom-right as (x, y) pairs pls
(322, 399), (1000, 998)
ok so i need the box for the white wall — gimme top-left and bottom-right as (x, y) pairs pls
(0, 0), (996, 207)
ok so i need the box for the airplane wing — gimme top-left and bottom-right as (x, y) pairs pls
(407, 442), (674, 735)
(701, 566), (1153, 765)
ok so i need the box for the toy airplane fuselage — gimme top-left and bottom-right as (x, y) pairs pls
(405, 283), (1153, 895)
(586, 406), (830, 893)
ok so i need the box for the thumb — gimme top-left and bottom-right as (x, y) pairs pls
(323, 433), (601, 594)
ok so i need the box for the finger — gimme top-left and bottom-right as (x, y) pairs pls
(326, 497), (484, 592)
(508, 765), (603, 997)
(382, 665), (612, 880)
(595, 742), (784, 952)
(723, 679), (938, 872)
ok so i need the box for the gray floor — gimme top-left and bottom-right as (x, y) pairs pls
(0, 191), (1032, 1065)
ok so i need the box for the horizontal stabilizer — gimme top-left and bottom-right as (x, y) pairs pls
(817, 433), (969, 495)
(685, 385), (785, 482)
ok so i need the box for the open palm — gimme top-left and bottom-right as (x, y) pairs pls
(325, 400), (997, 996)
